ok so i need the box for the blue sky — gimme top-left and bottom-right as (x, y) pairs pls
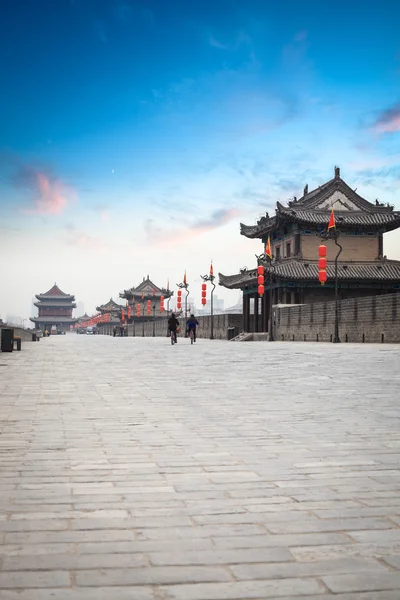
(1, 0), (400, 319)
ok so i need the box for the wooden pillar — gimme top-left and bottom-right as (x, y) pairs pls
(261, 292), (265, 332)
(254, 295), (259, 332)
(264, 292), (269, 332)
(243, 293), (250, 332)
(243, 293), (247, 332)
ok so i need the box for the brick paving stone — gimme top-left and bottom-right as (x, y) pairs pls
(1, 336), (400, 598)
(75, 566), (231, 586)
(157, 578), (325, 599)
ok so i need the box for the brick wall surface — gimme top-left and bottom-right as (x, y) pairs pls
(274, 292), (400, 343)
(301, 234), (379, 262)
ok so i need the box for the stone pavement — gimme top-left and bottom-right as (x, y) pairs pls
(0, 335), (400, 599)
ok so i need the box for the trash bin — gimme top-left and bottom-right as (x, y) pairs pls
(1, 328), (14, 352)
(227, 326), (236, 341)
(32, 333), (37, 342)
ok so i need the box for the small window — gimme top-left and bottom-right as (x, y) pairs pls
(286, 242), (291, 258)
(275, 246), (281, 259)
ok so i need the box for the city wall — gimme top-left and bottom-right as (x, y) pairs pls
(98, 314), (244, 340)
(273, 292), (400, 343)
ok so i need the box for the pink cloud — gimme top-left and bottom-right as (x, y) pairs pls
(145, 207), (240, 246)
(6, 158), (77, 216)
(30, 172), (74, 215)
(374, 102), (400, 134)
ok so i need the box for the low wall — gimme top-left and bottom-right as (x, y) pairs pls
(0, 325), (39, 349)
(274, 292), (400, 343)
(98, 314), (244, 340)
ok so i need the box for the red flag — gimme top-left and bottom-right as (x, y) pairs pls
(328, 209), (335, 230)
(210, 261), (214, 276)
(167, 278), (170, 290)
(265, 235), (272, 259)
(183, 271), (187, 285)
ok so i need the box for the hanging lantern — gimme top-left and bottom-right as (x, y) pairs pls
(121, 309), (125, 323)
(147, 300), (151, 315)
(257, 264), (265, 296)
(201, 282), (207, 306)
(127, 306), (131, 319)
(160, 295), (165, 312)
(318, 244), (327, 285)
(137, 304), (141, 317)
(177, 289), (182, 310)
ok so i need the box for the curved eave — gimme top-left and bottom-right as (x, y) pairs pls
(277, 205), (400, 232)
(30, 317), (79, 323)
(220, 260), (400, 288)
(240, 219), (276, 239)
(35, 295), (75, 301)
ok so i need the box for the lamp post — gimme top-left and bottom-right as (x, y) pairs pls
(142, 294), (145, 337)
(177, 272), (189, 336)
(255, 249), (275, 342)
(201, 262), (216, 340)
(166, 280), (171, 314)
(152, 291), (156, 337)
(318, 220), (342, 344)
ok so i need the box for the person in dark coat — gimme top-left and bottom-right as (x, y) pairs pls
(168, 313), (179, 343)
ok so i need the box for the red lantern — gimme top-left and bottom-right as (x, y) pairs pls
(318, 257), (327, 269)
(137, 304), (141, 316)
(257, 264), (264, 295)
(127, 306), (131, 319)
(201, 283), (206, 291)
(160, 295), (164, 312)
(319, 270), (327, 285)
(147, 300), (151, 315)
(121, 309), (125, 323)
(318, 244), (327, 257)
(177, 289), (182, 298)
(201, 298), (206, 305)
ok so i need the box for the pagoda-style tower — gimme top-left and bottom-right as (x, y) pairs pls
(30, 284), (78, 333)
(120, 276), (173, 319)
(220, 167), (400, 333)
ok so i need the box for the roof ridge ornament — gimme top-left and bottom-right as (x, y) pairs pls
(334, 166), (340, 179)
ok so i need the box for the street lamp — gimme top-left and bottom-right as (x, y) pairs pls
(177, 272), (189, 336)
(201, 262), (216, 340)
(255, 238), (275, 342)
(318, 224), (342, 343)
(152, 291), (156, 337)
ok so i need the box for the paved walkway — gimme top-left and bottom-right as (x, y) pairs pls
(1, 335), (400, 599)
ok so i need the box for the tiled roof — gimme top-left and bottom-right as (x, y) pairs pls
(34, 300), (77, 307)
(277, 205), (400, 229)
(96, 298), (124, 312)
(219, 259), (400, 289)
(30, 317), (78, 323)
(38, 284), (73, 298)
(241, 172), (400, 239)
